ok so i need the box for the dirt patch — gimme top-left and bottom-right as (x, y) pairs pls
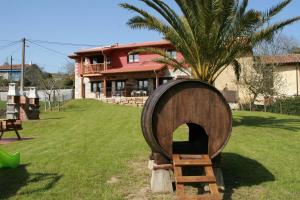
(0, 138), (34, 145)
(124, 157), (175, 200)
(107, 176), (120, 184)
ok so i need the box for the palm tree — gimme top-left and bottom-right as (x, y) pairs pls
(120, 0), (300, 84)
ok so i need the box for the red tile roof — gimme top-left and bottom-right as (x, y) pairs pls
(101, 65), (166, 74)
(258, 54), (300, 64)
(0, 64), (30, 70)
(73, 40), (171, 54)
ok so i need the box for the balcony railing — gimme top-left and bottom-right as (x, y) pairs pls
(91, 86), (152, 98)
(83, 63), (105, 74)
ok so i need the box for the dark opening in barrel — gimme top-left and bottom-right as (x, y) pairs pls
(173, 123), (208, 155)
(141, 80), (232, 164)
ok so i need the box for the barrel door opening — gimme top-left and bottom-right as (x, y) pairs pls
(172, 123), (208, 155)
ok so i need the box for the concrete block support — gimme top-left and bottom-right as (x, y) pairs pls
(150, 169), (173, 193)
(148, 160), (173, 193)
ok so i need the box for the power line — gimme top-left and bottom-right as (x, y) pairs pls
(8, 46), (20, 56)
(27, 40), (73, 64)
(0, 39), (16, 42)
(0, 40), (21, 51)
(29, 39), (101, 47)
(28, 40), (69, 57)
(1, 47), (21, 64)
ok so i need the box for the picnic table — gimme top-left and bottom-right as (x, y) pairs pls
(0, 119), (22, 140)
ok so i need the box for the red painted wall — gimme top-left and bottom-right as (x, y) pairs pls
(76, 44), (184, 73)
(108, 45), (184, 68)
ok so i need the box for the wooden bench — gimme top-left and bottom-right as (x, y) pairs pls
(0, 119), (22, 140)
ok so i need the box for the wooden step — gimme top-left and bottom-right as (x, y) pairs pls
(178, 193), (220, 200)
(176, 175), (216, 183)
(173, 154), (212, 166)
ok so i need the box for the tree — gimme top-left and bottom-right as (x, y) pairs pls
(64, 62), (75, 77)
(40, 75), (60, 111)
(63, 62), (75, 88)
(24, 64), (50, 88)
(0, 77), (9, 87)
(240, 59), (285, 111)
(120, 0), (300, 84)
(292, 47), (300, 54)
(254, 33), (299, 55)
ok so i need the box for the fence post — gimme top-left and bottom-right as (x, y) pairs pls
(44, 95), (47, 111)
(280, 102), (283, 114)
(58, 92), (60, 112)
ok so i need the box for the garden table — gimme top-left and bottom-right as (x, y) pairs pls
(0, 119), (22, 140)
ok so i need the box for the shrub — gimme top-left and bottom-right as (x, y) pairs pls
(268, 96), (300, 115)
(239, 96), (300, 115)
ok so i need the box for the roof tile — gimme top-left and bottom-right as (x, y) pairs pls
(258, 54), (300, 64)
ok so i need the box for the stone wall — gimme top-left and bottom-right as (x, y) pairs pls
(74, 62), (81, 99)
(101, 97), (148, 107)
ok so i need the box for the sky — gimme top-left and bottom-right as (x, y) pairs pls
(0, 0), (299, 73)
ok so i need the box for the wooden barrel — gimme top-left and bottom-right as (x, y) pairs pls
(141, 80), (232, 163)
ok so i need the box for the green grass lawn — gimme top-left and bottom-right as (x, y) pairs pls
(0, 100), (299, 200)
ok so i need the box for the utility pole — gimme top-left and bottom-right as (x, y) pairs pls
(10, 56), (13, 82)
(20, 38), (25, 94)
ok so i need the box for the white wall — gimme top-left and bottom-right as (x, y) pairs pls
(276, 65), (299, 96)
(0, 89), (74, 102)
(74, 62), (82, 99)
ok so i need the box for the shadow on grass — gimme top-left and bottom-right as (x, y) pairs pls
(233, 115), (300, 132)
(222, 153), (275, 200)
(0, 164), (62, 199)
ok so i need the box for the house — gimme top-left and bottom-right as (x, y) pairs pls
(69, 40), (191, 99)
(0, 64), (25, 82)
(70, 40), (300, 104)
(258, 54), (300, 96)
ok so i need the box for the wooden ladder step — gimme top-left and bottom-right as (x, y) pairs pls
(178, 193), (220, 200)
(173, 154), (221, 200)
(173, 159), (212, 166)
(176, 175), (216, 183)
(173, 154), (212, 166)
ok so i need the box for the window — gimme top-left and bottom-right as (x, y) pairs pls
(159, 77), (172, 85)
(91, 82), (102, 92)
(98, 82), (102, 92)
(92, 82), (97, 92)
(106, 56), (111, 65)
(128, 53), (139, 63)
(84, 57), (89, 64)
(91, 56), (104, 64)
(116, 81), (125, 91)
(167, 50), (177, 59)
(92, 57), (99, 64)
(138, 80), (148, 90)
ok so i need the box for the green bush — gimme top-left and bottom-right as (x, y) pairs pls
(268, 96), (300, 115)
(239, 96), (300, 115)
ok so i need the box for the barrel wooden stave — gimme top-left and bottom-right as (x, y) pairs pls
(141, 80), (232, 162)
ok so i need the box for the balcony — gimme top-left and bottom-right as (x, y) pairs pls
(82, 63), (105, 75)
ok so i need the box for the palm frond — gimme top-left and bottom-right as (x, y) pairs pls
(262, 0), (292, 22)
(120, 0), (300, 84)
(253, 16), (300, 43)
